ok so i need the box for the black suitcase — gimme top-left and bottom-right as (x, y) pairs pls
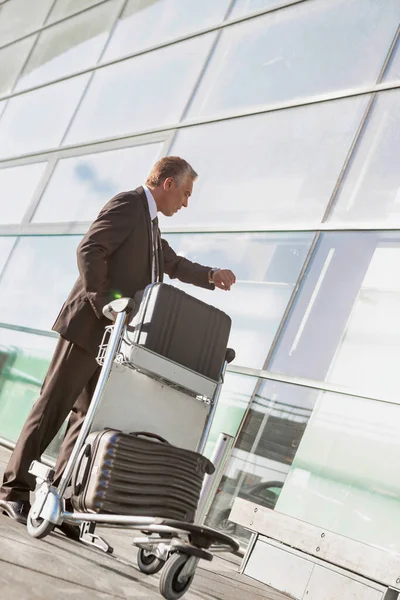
(71, 430), (214, 522)
(128, 283), (231, 381)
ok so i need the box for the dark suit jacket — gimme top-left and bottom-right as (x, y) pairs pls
(53, 187), (214, 356)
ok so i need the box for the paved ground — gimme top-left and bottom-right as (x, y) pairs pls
(0, 446), (289, 600)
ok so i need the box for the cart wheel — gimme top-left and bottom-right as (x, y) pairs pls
(137, 548), (165, 575)
(26, 510), (54, 539)
(159, 554), (194, 600)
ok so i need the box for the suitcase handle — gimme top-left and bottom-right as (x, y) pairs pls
(71, 443), (92, 496)
(129, 431), (170, 445)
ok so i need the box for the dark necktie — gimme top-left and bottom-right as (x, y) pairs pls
(152, 216), (159, 282)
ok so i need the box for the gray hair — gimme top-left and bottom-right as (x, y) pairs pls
(146, 156), (198, 187)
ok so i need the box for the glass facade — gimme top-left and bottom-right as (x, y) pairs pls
(0, 0), (399, 556)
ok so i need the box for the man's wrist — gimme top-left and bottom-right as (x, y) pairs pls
(208, 267), (220, 283)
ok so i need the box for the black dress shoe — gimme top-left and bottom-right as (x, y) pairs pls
(0, 499), (31, 525)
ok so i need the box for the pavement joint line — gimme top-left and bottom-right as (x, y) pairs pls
(0, 556), (129, 600)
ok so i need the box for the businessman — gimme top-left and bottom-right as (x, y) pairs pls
(0, 156), (236, 533)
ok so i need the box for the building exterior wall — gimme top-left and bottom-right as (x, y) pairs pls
(0, 0), (399, 556)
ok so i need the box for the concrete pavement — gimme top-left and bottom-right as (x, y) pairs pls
(0, 445), (289, 600)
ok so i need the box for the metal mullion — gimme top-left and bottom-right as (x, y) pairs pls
(0, 131), (167, 169)
(226, 364), (400, 408)
(20, 158), (58, 224)
(57, 0), (128, 149)
(93, 0), (128, 64)
(0, 321), (58, 338)
(320, 24), (400, 224)
(0, 79), (399, 166)
(0, 0), (306, 60)
(3, 223), (400, 236)
(0, 223), (87, 236)
(0, 235), (20, 288)
(159, 0), (236, 159)
(224, 231), (321, 450)
(0, 0), (113, 52)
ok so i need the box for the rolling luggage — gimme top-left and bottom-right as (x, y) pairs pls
(127, 283), (231, 382)
(71, 430), (215, 522)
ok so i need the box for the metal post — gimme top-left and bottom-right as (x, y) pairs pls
(195, 432), (235, 525)
(197, 359), (228, 455)
(57, 311), (127, 497)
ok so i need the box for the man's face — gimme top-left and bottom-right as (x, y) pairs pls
(160, 176), (193, 217)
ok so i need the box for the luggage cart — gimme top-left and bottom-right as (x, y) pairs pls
(27, 290), (239, 600)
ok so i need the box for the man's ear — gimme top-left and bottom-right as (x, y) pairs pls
(163, 177), (174, 190)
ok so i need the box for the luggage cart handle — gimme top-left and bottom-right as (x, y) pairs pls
(225, 348), (235, 364)
(102, 297), (136, 321)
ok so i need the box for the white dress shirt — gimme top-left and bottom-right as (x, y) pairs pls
(143, 185), (158, 282)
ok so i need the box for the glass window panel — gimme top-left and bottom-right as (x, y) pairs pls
(0, 162), (47, 224)
(0, 0), (53, 46)
(384, 41), (400, 81)
(0, 328), (56, 443)
(329, 90), (400, 225)
(269, 232), (400, 403)
(102, 0), (231, 62)
(203, 372), (255, 459)
(14, 1), (123, 92)
(0, 36), (36, 97)
(206, 376), (316, 543)
(0, 74), (89, 160)
(65, 34), (215, 146)
(230, 0), (294, 18)
(163, 232), (313, 368)
(0, 237), (16, 275)
(167, 96), (368, 229)
(276, 384), (400, 554)
(0, 236), (81, 331)
(32, 143), (163, 223)
(46, 0), (104, 23)
(187, 0), (400, 119)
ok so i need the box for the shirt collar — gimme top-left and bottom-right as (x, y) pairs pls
(143, 185), (158, 221)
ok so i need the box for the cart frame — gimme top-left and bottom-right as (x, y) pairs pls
(27, 294), (239, 600)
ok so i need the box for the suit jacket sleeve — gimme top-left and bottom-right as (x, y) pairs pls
(161, 238), (215, 290)
(77, 193), (136, 319)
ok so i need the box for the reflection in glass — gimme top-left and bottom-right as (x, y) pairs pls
(329, 90), (400, 225)
(0, 0), (53, 46)
(14, 1), (123, 91)
(0, 75), (89, 159)
(163, 232), (313, 368)
(187, 0), (400, 119)
(0, 236), (81, 331)
(206, 377), (316, 542)
(102, 0), (231, 62)
(0, 328), (56, 443)
(269, 232), (400, 403)
(0, 237), (16, 275)
(0, 162), (47, 224)
(46, 0), (105, 23)
(65, 34), (215, 145)
(168, 96), (368, 228)
(203, 372), (256, 458)
(33, 143), (163, 223)
(276, 384), (400, 554)
(0, 36), (36, 96)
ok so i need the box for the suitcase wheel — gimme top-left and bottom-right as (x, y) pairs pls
(159, 553), (194, 600)
(137, 548), (165, 575)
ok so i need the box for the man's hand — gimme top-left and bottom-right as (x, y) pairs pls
(212, 269), (236, 291)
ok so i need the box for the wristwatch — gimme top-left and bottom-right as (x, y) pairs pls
(208, 267), (220, 283)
